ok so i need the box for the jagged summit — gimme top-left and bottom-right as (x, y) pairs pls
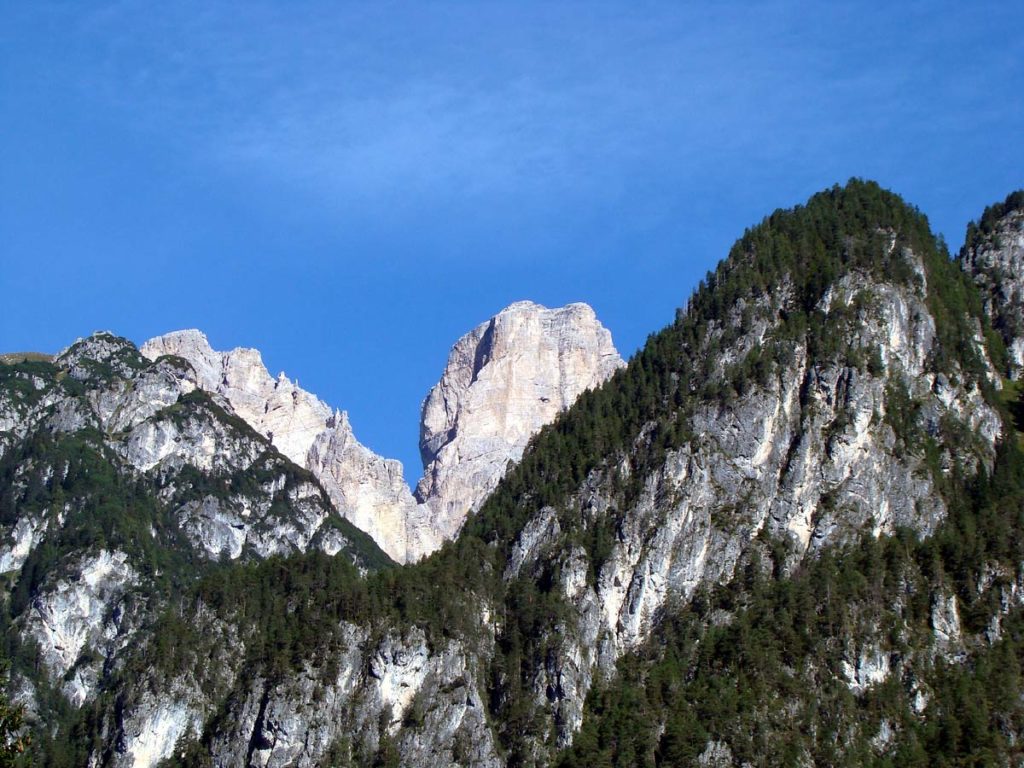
(141, 299), (623, 563)
(142, 329), (334, 465)
(142, 328), (422, 563)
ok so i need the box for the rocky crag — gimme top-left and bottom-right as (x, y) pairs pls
(139, 330), (424, 563)
(961, 190), (1024, 379)
(0, 334), (388, 719)
(416, 301), (624, 547)
(142, 302), (622, 563)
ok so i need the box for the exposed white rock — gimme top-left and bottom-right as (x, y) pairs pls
(912, 686), (930, 715)
(370, 631), (431, 730)
(0, 366), (68, 455)
(872, 719), (896, 752)
(141, 330), (332, 463)
(91, 356), (198, 434)
(841, 647), (893, 694)
(931, 592), (962, 649)
(0, 331), (383, 583)
(119, 696), (201, 768)
(698, 740), (736, 767)
(0, 515), (46, 574)
(416, 301), (624, 542)
(22, 550), (137, 704)
(143, 303), (622, 563)
(120, 401), (263, 474)
(57, 332), (143, 382)
(306, 410), (426, 562)
(962, 207), (1024, 378)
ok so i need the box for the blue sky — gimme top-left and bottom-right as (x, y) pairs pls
(2, 1), (1022, 476)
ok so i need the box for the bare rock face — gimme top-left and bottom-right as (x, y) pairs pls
(21, 549), (139, 707)
(306, 411), (426, 562)
(142, 303), (623, 563)
(140, 330), (332, 463)
(141, 330), (423, 563)
(961, 200), (1024, 378)
(415, 301), (624, 541)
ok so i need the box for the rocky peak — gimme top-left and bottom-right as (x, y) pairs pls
(141, 330), (422, 563)
(141, 330), (333, 463)
(141, 301), (623, 564)
(961, 191), (1024, 378)
(415, 300), (624, 542)
(56, 331), (147, 382)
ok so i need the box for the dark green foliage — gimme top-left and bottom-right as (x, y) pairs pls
(0, 359), (60, 413)
(1008, 382), (1024, 436)
(0, 663), (29, 767)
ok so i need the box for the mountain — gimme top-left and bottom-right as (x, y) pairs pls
(0, 333), (390, 718)
(141, 302), (622, 563)
(4, 180), (1024, 767)
(416, 301), (624, 549)
(138, 329), (425, 564)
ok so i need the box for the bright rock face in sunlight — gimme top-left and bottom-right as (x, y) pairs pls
(141, 301), (623, 562)
(142, 329), (424, 563)
(416, 301), (624, 543)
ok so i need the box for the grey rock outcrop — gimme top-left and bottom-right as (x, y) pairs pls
(141, 330), (425, 563)
(141, 330), (333, 464)
(142, 302), (623, 562)
(961, 201), (1024, 378)
(107, 619), (502, 768)
(21, 549), (140, 707)
(503, 248), (1003, 749)
(416, 301), (624, 543)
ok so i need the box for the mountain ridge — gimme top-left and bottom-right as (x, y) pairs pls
(141, 300), (622, 563)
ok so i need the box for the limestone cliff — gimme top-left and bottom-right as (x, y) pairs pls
(416, 301), (624, 543)
(142, 302), (623, 563)
(141, 330), (424, 563)
(960, 191), (1024, 378)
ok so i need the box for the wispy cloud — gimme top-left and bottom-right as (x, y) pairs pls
(18, 0), (1024, 229)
